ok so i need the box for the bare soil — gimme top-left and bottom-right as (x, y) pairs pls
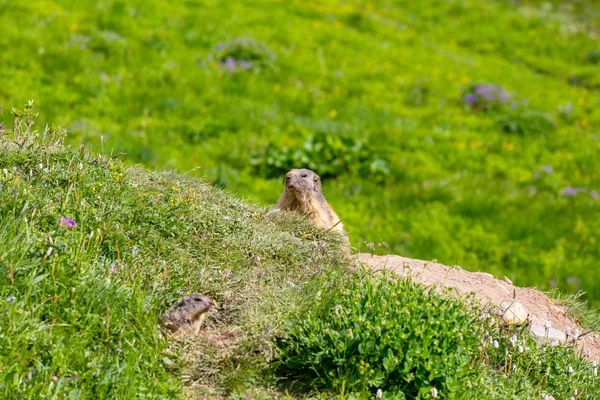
(356, 253), (600, 360)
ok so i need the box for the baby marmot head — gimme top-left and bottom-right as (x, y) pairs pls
(176, 293), (213, 318)
(284, 168), (322, 196)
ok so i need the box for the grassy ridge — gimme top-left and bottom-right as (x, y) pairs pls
(1, 113), (599, 399)
(0, 0), (599, 301)
(0, 116), (348, 398)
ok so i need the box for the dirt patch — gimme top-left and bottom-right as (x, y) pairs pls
(356, 253), (600, 360)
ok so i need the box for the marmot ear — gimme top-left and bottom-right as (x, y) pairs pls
(313, 174), (321, 191)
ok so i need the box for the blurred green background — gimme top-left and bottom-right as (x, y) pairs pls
(1, 0), (599, 299)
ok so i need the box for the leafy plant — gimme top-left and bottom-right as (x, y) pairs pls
(274, 270), (484, 398)
(252, 132), (389, 181)
(496, 109), (556, 135)
(213, 37), (276, 72)
(584, 49), (600, 64)
(479, 319), (600, 398)
(463, 84), (510, 111)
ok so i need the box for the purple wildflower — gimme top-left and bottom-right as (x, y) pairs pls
(0, 123), (3, 132)
(482, 92), (497, 101)
(592, 190), (599, 200)
(59, 217), (76, 228)
(562, 187), (579, 196)
(475, 85), (496, 95)
(566, 277), (581, 285)
(511, 101), (518, 109)
(541, 165), (553, 173)
(499, 91), (509, 101)
(222, 58), (236, 72)
(216, 43), (225, 50)
(110, 267), (118, 274)
(464, 94), (477, 104)
(238, 60), (253, 71)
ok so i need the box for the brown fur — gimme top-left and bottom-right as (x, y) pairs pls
(276, 169), (345, 235)
(162, 293), (213, 337)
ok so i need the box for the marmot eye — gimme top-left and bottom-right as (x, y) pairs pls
(301, 174), (308, 178)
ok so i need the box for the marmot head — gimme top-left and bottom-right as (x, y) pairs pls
(284, 169), (321, 195)
(176, 293), (213, 318)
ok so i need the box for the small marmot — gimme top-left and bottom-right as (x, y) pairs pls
(276, 169), (346, 236)
(162, 293), (213, 336)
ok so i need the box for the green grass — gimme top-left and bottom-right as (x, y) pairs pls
(0, 111), (348, 398)
(275, 268), (600, 399)
(1, 0), (599, 301)
(1, 106), (599, 399)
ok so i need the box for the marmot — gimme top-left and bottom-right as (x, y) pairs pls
(276, 169), (346, 236)
(162, 293), (213, 336)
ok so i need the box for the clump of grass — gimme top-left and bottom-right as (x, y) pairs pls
(496, 109), (556, 135)
(212, 37), (276, 72)
(556, 291), (600, 332)
(0, 105), (350, 398)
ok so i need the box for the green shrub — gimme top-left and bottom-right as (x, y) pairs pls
(274, 270), (484, 398)
(496, 109), (556, 135)
(251, 132), (389, 181)
(585, 49), (600, 64)
(462, 84), (510, 111)
(479, 321), (600, 398)
(212, 37), (276, 71)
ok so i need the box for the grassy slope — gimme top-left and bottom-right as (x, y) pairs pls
(0, 130), (348, 398)
(3, 129), (600, 399)
(0, 0), (599, 301)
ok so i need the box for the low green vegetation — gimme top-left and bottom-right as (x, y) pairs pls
(276, 272), (484, 397)
(1, 0), (599, 301)
(275, 270), (600, 399)
(2, 0), (600, 397)
(0, 108), (347, 398)
(1, 108), (598, 399)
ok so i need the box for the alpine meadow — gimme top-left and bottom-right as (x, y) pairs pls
(1, 0), (600, 398)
